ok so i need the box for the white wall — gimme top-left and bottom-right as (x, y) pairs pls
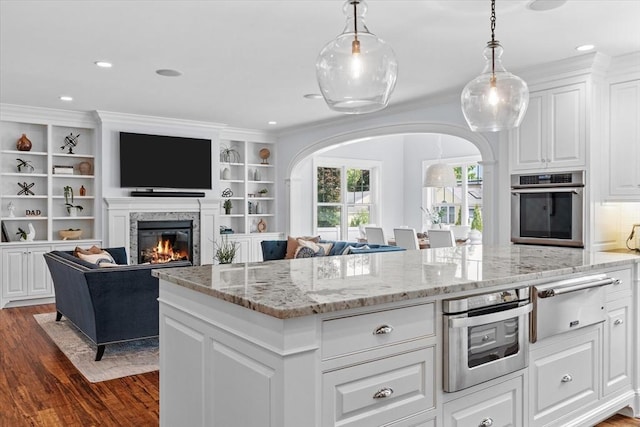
(278, 96), (500, 241)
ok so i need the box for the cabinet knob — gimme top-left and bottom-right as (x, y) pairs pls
(480, 418), (494, 427)
(373, 325), (394, 335)
(612, 278), (622, 286)
(482, 335), (490, 342)
(373, 387), (393, 399)
(614, 319), (623, 325)
(561, 374), (573, 383)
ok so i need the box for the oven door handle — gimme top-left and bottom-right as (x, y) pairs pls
(448, 303), (532, 329)
(536, 278), (617, 298)
(511, 188), (581, 194)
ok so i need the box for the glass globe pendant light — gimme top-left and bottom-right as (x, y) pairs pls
(461, 0), (529, 132)
(316, 0), (398, 114)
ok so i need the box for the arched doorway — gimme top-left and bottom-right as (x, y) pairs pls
(286, 123), (498, 243)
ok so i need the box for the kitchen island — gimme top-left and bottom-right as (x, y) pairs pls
(153, 245), (639, 427)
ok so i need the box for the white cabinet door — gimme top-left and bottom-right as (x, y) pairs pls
(529, 326), (599, 426)
(443, 375), (523, 427)
(603, 298), (632, 396)
(608, 79), (640, 198)
(1, 244), (53, 307)
(27, 246), (52, 296)
(2, 248), (28, 299)
(226, 236), (251, 263)
(511, 83), (586, 172)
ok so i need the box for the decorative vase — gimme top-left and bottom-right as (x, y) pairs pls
(222, 167), (231, 180)
(254, 169), (261, 181)
(79, 185), (86, 196)
(225, 208), (231, 215)
(16, 134), (32, 151)
(68, 207), (79, 217)
(78, 161), (92, 175)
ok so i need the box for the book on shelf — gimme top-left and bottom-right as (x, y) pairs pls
(53, 165), (74, 175)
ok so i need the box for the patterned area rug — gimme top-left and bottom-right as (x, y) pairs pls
(34, 312), (159, 383)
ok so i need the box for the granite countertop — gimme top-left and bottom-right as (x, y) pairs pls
(152, 245), (639, 319)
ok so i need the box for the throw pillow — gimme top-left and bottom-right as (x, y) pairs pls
(342, 244), (370, 255)
(285, 235), (321, 260)
(74, 245), (103, 257)
(294, 246), (316, 258)
(316, 242), (333, 256)
(76, 251), (116, 266)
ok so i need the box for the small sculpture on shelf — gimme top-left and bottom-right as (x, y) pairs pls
(220, 144), (241, 163)
(17, 182), (35, 196)
(16, 134), (32, 151)
(259, 148), (271, 164)
(221, 188), (233, 198)
(223, 199), (233, 215)
(16, 223), (35, 241)
(257, 188), (269, 197)
(7, 202), (16, 218)
(61, 133), (80, 154)
(16, 158), (34, 173)
(64, 186), (83, 216)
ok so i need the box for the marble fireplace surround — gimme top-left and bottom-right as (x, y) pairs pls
(104, 198), (219, 266)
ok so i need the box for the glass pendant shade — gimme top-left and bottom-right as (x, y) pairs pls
(461, 42), (529, 132)
(316, 0), (398, 114)
(424, 163), (457, 188)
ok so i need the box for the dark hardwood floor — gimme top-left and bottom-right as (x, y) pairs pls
(1, 303), (638, 426)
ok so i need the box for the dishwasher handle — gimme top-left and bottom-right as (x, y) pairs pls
(537, 277), (618, 298)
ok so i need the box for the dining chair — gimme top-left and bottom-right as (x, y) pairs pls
(393, 228), (420, 250)
(428, 229), (456, 248)
(365, 227), (386, 245)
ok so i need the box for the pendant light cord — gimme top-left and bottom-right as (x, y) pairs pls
(490, 0), (497, 83)
(351, 1), (360, 54)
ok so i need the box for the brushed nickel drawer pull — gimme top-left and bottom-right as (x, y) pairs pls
(373, 387), (393, 399)
(480, 418), (494, 427)
(373, 325), (394, 335)
(561, 374), (573, 383)
(614, 319), (623, 325)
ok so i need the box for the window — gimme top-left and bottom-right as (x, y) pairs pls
(422, 157), (482, 230)
(315, 160), (379, 241)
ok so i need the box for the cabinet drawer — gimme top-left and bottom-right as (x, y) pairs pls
(605, 267), (632, 301)
(530, 326), (599, 426)
(322, 303), (434, 359)
(443, 375), (523, 427)
(322, 347), (435, 427)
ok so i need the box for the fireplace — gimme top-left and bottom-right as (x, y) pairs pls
(137, 220), (193, 264)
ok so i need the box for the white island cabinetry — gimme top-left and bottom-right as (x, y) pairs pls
(155, 247), (639, 426)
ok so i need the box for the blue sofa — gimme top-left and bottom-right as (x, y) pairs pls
(260, 240), (405, 261)
(43, 247), (191, 361)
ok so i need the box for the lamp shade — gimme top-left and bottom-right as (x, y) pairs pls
(424, 163), (457, 188)
(316, 0), (398, 114)
(461, 42), (529, 132)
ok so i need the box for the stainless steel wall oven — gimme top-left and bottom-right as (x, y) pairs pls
(443, 288), (531, 392)
(511, 171), (585, 247)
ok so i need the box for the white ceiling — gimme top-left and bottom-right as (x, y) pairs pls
(1, 1), (639, 132)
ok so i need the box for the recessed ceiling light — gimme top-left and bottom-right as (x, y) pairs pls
(527, 0), (567, 11)
(156, 69), (182, 77)
(303, 93), (323, 100)
(94, 61), (112, 68)
(59, 96), (73, 101)
(268, 121), (277, 125)
(576, 44), (595, 52)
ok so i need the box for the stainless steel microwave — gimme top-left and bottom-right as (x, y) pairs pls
(511, 171), (584, 248)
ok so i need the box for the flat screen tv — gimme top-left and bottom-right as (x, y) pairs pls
(119, 132), (212, 190)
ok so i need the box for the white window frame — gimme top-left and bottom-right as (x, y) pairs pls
(313, 157), (382, 241)
(422, 155), (482, 229)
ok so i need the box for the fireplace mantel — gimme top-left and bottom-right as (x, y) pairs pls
(104, 197), (219, 265)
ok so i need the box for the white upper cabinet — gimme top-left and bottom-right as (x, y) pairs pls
(606, 78), (640, 199)
(511, 82), (586, 172)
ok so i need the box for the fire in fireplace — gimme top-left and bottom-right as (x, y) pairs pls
(137, 220), (193, 264)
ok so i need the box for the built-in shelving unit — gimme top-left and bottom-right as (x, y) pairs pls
(1, 115), (98, 244)
(218, 138), (276, 235)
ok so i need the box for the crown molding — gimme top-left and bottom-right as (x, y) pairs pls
(220, 126), (277, 142)
(518, 52), (612, 87)
(0, 103), (97, 128)
(94, 110), (226, 131)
